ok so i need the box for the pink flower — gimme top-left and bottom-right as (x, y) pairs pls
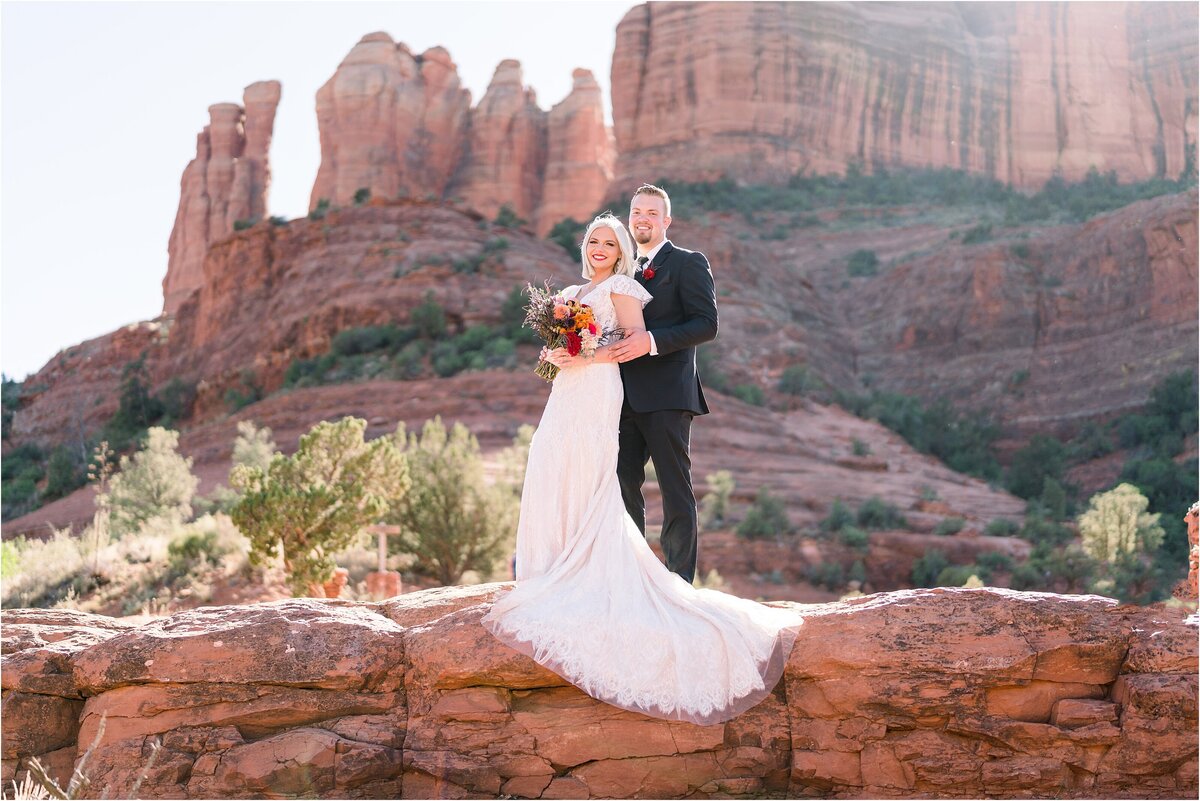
(553, 304), (569, 320)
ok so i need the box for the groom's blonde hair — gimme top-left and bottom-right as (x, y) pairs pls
(580, 213), (636, 279)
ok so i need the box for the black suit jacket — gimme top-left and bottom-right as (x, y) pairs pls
(619, 240), (718, 415)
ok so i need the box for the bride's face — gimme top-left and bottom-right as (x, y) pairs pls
(585, 227), (621, 274)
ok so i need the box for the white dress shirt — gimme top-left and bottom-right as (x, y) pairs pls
(638, 239), (670, 356)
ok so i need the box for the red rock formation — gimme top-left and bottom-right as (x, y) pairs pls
(453, 60), (547, 223)
(610, 2), (1198, 194)
(310, 33), (471, 208)
(537, 69), (615, 235)
(1, 586), (1196, 798)
(163, 81), (281, 315)
(309, 35), (612, 230)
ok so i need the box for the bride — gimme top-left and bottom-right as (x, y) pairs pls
(480, 213), (804, 725)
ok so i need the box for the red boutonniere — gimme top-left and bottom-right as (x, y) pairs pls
(642, 266), (656, 280)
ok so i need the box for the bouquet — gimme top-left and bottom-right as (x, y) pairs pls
(523, 280), (603, 381)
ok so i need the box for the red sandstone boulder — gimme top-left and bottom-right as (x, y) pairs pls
(0, 586), (1194, 799)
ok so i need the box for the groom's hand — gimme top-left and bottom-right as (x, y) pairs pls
(610, 331), (652, 362)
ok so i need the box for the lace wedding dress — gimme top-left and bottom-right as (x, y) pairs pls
(480, 274), (804, 725)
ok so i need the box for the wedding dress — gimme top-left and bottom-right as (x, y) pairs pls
(480, 274), (804, 725)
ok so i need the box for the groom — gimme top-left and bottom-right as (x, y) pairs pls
(608, 184), (718, 584)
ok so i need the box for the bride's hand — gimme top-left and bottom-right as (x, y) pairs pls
(543, 347), (581, 369)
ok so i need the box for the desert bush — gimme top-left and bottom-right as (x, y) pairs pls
(1077, 483), (1164, 564)
(911, 548), (949, 587)
(699, 470), (735, 528)
(732, 384), (764, 406)
(933, 517), (965, 536)
(231, 417), (408, 595)
(108, 427), (199, 537)
(847, 249), (879, 277)
(494, 204), (526, 229)
(819, 499), (855, 533)
(777, 365), (822, 396)
(736, 486), (791, 539)
(985, 517), (1021, 537)
(838, 525), (870, 551)
(547, 218), (585, 255)
(806, 561), (845, 591)
(856, 496), (908, 529)
(386, 417), (515, 585)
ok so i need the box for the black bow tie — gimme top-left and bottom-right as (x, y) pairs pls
(636, 256), (650, 270)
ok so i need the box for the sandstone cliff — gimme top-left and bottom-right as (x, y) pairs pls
(309, 33), (611, 235)
(453, 60), (548, 223)
(310, 34), (471, 208)
(163, 81), (281, 315)
(2, 586), (1196, 798)
(610, 1), (1198, 194)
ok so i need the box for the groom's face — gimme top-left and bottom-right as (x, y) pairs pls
(629, 194), (670, 249)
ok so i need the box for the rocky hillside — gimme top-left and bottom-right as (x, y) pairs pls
(2, 585), (1196, 798)
(610, 1), (1198, 194)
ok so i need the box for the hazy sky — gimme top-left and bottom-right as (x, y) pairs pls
(1, 0), (631, 381)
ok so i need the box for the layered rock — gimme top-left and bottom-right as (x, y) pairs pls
(1, 586), (1196, 798)
(163, 80), (281, 315)
(309, 33), (611, 233)
(537, 69), (615, 234)
(610, 2), (1198, 193)
(453, 60), (548, 223)
(841, 188), (1199, 442)
(310, 34), (471, 208)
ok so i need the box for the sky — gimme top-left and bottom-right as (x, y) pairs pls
(0, 0), (632, 381)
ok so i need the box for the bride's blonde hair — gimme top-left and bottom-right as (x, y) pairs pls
(580, 213), (636, 279)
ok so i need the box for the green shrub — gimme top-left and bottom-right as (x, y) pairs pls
(851, 438), (871, 456)
(167, 530), (222, 572)
(308, 198), (332, 221)
(985, 518), (1021, 537)
(819, 499), (855, 533)
(935, 564), (978, 586)
(856, 496), (908, 529)
(976, 550), (1014, 575)
(912, 548), (949, 587)
(778, 365), (821, 396)
(108, 427), (200, 536)
(732, 384), (764, 406)
(385, 417), (513, 585)
(411, 292), (447, 340)
(807, 561), (845, 591)
(232, 417), (408, 595)
(700, 470), (735, 528)
(483, 237), (509, 256)
(494, 204), (526, 229)
(847, 249), (879, 277)
(547, 218), (584, 255)
(839, 525), (870, 551)
(837, 389), (1002, 482)
(1006, 435), (1068, 499)
(44, 445), (84, 501)
(233, 218), (259, 231)
(737, 487), (791, 539)
(332, 325), (417, 357)
(1020, 512), (1073, 547)
(353, 187), (371, 205)
(933, 517), (965, 536)
(961, 223), (993, 244)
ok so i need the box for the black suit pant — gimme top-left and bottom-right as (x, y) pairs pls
(616, 402), (698, 584)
